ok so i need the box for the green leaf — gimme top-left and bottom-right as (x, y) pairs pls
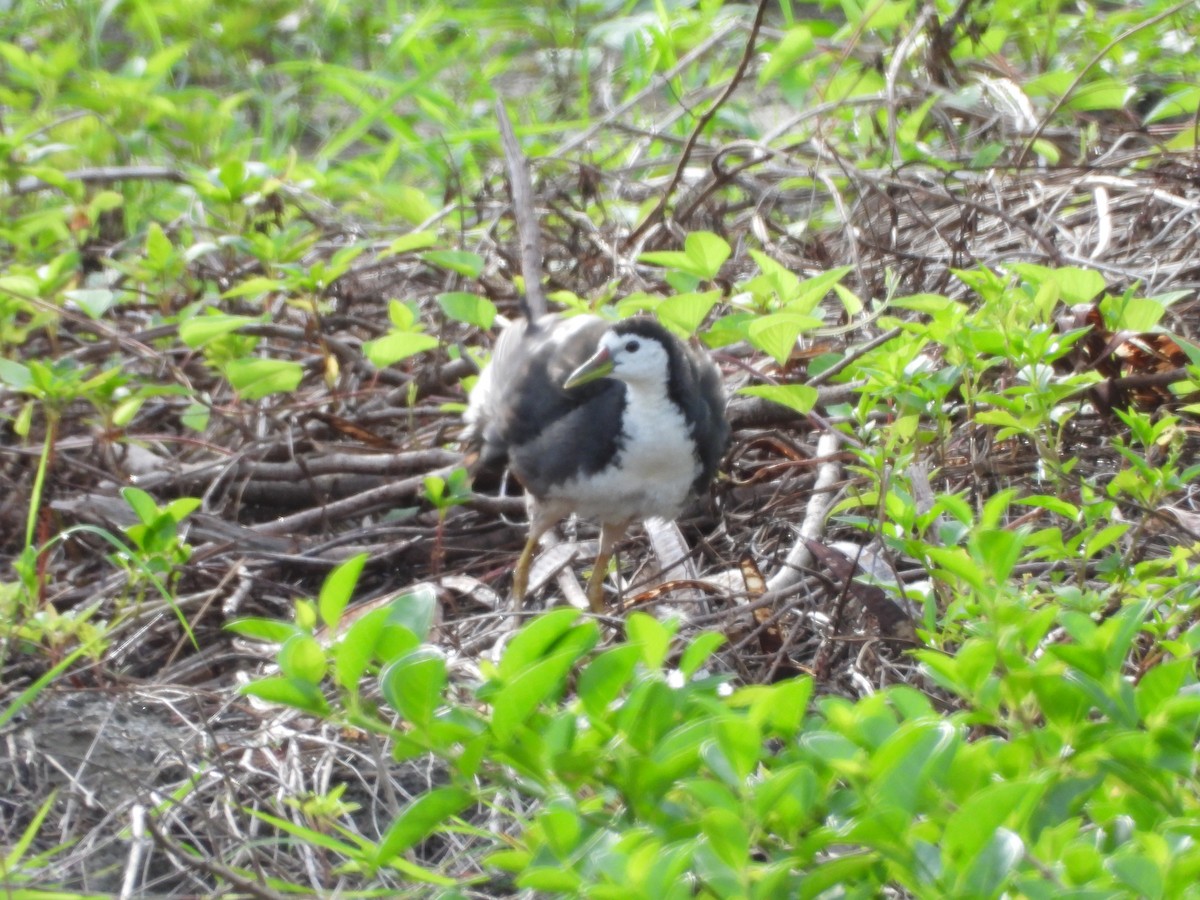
(683, 231), (731, 280)
(798, 856), (880, 899)
(789, 266), (854, 314)
(181, 402), (210, 431)
(387, 583), (438, 643)
(833, 283), (864, 316)
(0, 358), (32, 390)
(639, 248), (694, 270)
(704, 311), (755, 348)
(387, 231), (438, 254)
(1018, 495), (1080, 519)
(498, 608), (581, 680)
(1101, 296), (1167, 331)
(372, 787), (472, 867)
(747, 313), (821, 365)
(679, 632), (725, 677)
(925, 546), (985, 591)
(278, 633), (327, 684)
(376, 622), (422, 665)
(221, 276), (285, 299)
(3, 791), (58, 871)
(218, 157), (245, 191)
(144, 221), (173, 264)
(421, 250), (484, 277)
(975, 528), (1023, 583)
(225, 617), (300, 643)
(959, 829), (1024, 897)
(745, 249), (800, 306)
(121, 486), (160, 525)
(163, 497), (201, 523)
(423, 475), (446, 507)
(387, 299), (418, 330)
(859, 0), (910, 30)
(363, 331), (439, 367)
(578, 644), (641, 719)
(519, 867), (583, 892)
(1064, 79), (1132, 112)
(1031, 668), (1091, 726)
(700, 806), (750, 870)
(716, 715), (762, 781)
(224, 358), (304, 400)
(626, 612), (675, 669)
(619, 679), (678, 753)
(1084, 522), (1128, 558)
(391, 186), (439, 225)
(491, 629), (598, 742)
(640, 231), (730, 280)
(241, 676), (329, 715)
(1135, 658), (1191, 720)
(139, 512), (179, 554)
(945, 780), (1044, 867)
(738, 383), (818, 415)
(437, 292), (496, 329)
(896, 94), (938, 146)
(486, 849), (533, 873)
(334, 606), (390, 692)
(537, 800), (583, 858)
(1031, 139), (1060, 164)
(1145, 85), (1200, 124)
(381, 647), (447, 727)
(296, 599), (316, 635)
(759, 25), (814, 86)
(491, 652), (568, 741)
(1109, 853), (1163, 898)
(868, 720), (957, 815)
(892, 293), (960, 315)
(730, 678), (812, 737)
(318, 553), (367, 629)
(246, 808), (360, 857)
(656, 290), (721, 336)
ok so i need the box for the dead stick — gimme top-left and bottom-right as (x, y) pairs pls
(494, 99), (547, 320)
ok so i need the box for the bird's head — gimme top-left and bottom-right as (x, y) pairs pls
(563, 323), (673, 390)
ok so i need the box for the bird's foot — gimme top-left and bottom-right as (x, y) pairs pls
(585, 571), (607, 614)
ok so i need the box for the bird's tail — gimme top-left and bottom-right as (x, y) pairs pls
(495, 98), (547, 328)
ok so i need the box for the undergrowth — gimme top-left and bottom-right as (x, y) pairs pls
(2, 0), (1200, 896)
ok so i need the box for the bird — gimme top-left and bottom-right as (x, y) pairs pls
(464, 312), (728, 613)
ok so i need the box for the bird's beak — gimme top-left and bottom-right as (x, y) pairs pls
(563, 347), (613, 389)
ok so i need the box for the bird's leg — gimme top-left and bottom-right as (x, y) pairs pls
(511, 533), (540, 606)
(512, 503), (561, 608)
(586, 521), (630, 613)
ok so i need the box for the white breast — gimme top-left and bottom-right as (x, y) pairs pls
(545, 382), (700, 525)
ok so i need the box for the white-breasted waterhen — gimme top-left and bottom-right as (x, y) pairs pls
(464, 102), (729, 613)
(465, 312), (728, 612)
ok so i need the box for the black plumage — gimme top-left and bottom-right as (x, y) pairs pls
(465, 313), (728, 612)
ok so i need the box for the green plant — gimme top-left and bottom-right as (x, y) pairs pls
(0, 791), (72, 890)
(422, 467), (472, 575)
(114, 487), (200, 590)
(236, 581), (1200, 897)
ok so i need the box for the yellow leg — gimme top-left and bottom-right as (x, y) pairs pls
(511, 534), (538, 604)
(511, 504), (562, 607)
(585, 521), (630, 613)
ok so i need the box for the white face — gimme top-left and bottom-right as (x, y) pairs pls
(602, 331), (671, 385)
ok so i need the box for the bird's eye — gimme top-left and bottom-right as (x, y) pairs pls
(625, 340), (640, 353)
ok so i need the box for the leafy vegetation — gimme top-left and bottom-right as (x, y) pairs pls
(2, 0), (1200, 896)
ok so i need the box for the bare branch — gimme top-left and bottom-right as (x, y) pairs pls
(495, 98), (547, 320)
